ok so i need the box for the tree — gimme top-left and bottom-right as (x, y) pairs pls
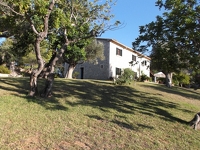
(0, 0), (56, 96)
(115, 68), (136, 85)
(133, 16), (180, 87)
(173, 71), (190, 87)
(21, 44), (52, 71)
(48, 0), (120, 79)
(133, 0), (200, 87)
(0, 0), (120, 97)
(0, 38), (14, 66)
(85, 39), (105, 64)
(63, 39), (105, 78)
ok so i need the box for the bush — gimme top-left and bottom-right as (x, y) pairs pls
(0, 65), (10, 74)
(115, 68), (136, 85)
(140, 74), (150, 82)
(72, 72), (79, 79)
(173, 72), (190, 87)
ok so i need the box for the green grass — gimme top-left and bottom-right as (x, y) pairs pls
(0, 78), (200, 149)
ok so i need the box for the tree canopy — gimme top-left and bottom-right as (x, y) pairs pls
(0, 0), (120, 97)
(46, 0), (120, 78)
(132, 0), (200, 86)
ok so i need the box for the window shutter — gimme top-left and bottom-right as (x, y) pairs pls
(132, 55), (136, 61)
(116, 68), (121, 75)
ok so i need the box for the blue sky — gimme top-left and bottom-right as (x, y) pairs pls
(100, 0), (164, 49)
(0, 38), (5, 44)
(0, 0), (164, 47)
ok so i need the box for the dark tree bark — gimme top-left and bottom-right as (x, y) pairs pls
(29, 0), (55, 96)
(40, 47), (65, 97)
(39, 27), (69, 97)
(40, 73), (55, 97)
(29, 37), (45, 96)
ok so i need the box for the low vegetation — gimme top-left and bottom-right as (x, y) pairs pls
(115, 68), (136, 85)
(0, 65), (10, 74)
(0, 78), (200, 149)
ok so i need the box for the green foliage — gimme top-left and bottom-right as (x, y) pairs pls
(85, 39), (105, 64)
(0, 38), (15, 65)
(0, 0), (120, 80)
(64, 41), (88, 63)
(49, 0), (120, 68)
(140, 74), (150, 82)
(0, 65), (10, 74)
(133, 0), (200, 73)
(173, 72), (190, 86)
(20, 40), (52, 68)
(115, 68), (135, 85)
(12, 29), (36, 57)
(72, 71), (79, 79)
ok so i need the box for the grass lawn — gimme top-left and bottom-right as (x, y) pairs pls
(0, 77), (200, 149)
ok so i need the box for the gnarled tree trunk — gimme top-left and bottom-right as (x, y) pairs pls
(29, 38), (45, 96)
(28, 0), (55, 96)
(165, 72), (173, 88)
(65, 64), (76, 79)
(40, 73), (55, 97)
(40, 47), (65, 97)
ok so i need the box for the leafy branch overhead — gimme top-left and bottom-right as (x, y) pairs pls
(0, 0), (121, 96)
(133, 0), (200, 73)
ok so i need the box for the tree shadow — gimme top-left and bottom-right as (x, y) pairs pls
(25, 95), (68, 111)
(0, 77), (29, 95)
(53, 79), (189, 126)
(0, 78), (191, 129)
(0, 78), (68, 111)
(140, 83), (200, 100)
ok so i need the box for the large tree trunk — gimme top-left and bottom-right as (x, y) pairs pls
(165, 72), (173, 88)
(40, 48), (65, 97)
(40, 73), (55, 97)
(40, 27), (70, 97)
(28, 0), (55, 96)
(65, 64), (76, 79)
(29, 70), (38, 96)
(29, 39), (45, 96)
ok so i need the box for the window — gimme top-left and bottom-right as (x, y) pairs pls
(132, 55), (136, 61)
(144, 60), (147, 66)
(142, 60), (147, 66)
(100, 64), (104, 68)
(116, 48), (122, 56)
(116, 68), (121, 75)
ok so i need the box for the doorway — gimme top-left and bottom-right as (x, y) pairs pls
(80, 67), (84, 79)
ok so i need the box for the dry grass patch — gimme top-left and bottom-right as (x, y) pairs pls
(0, 78), (200, 149)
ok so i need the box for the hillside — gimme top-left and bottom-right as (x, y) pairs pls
(0, 78), (200, 149)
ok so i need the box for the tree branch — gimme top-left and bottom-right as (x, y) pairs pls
(43, 0), (55, 37)
(0, 1), (24, 16)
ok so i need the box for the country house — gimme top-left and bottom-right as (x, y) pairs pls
(73, 38), (151, 80)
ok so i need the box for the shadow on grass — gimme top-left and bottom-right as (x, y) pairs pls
(0, 77), (29, 95)
(0, 78), (190, 130)
(0, 78), (68, 111)
(140, 83), (200, 100)
(53, 79), (188, 125)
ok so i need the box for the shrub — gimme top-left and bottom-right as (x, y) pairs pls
(115, 68), (136, 85)
(140, 74), (150, 82)
(0, 65), (10, 74)
(173, 72), (190, 87)
(72, 72), (79, 79)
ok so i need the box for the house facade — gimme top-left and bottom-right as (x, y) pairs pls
(74, 38), (151, 80)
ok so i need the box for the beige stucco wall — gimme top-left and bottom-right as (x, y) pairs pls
(72, 38), (150, 80)
(74, 39), (110, 80)
(108, 40), (150, 78)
